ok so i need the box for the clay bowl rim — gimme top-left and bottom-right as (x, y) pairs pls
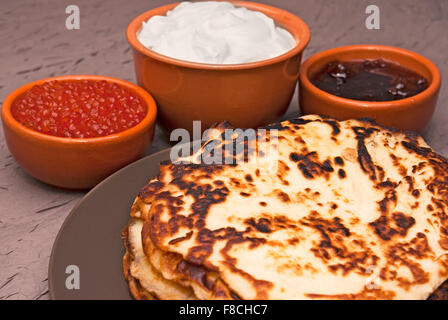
(299, 44), (441, 111)
(126, 0), (311, 70)
(1, 74), (158, 146)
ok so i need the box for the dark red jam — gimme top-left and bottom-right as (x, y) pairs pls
(310, 59), (429, 101)
(11, 80), (147, 138)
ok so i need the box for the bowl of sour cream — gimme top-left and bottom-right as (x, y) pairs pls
(127, 1), (310, 134)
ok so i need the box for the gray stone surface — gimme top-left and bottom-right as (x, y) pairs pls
(0, 0), (447, 300)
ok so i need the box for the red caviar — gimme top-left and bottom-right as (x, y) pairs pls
(11, 80), (147, 138)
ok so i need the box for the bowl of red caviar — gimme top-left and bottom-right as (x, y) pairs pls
(1, 75), (157, 189)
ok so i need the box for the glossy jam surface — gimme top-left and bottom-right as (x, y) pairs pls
(11, 80), (147, 138)
(310, 59), (429, 101)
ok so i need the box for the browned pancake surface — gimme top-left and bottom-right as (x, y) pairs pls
(124, 115), (448, 300)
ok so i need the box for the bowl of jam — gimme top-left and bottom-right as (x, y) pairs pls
(299, 45), (441, 132)
(1, 75), (157, 189)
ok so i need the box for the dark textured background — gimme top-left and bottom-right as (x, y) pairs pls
(0, 0), (447, 299)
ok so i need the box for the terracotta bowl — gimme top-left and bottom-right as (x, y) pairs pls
(1, 75), (157, 189)
(299, 45), (441, 132)
(127, 1), (310, 134)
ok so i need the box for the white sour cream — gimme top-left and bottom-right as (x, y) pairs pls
(137, 1), (297, 64)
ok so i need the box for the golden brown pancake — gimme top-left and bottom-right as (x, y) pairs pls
(123, 115), (448, 300)
(122, 219), (196, 300)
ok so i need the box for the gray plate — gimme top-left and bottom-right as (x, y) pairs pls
(49, 148), (171, 299)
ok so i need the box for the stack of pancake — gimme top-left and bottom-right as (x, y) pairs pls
(122, 115), (448, 300)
